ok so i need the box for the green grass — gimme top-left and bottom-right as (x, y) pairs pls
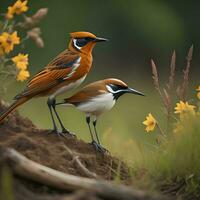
(130, 112), (200, 198)
(148, 115), (200, 179)
(0, 165), (14, 200)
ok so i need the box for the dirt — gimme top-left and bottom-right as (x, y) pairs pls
(0, 100), (131, 199)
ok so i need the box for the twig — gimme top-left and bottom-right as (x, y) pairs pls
(63, 145), (97, 179)
(151, 59), (168, 108)
(156, 124), (167, 139)
(0, 148), (171, 200)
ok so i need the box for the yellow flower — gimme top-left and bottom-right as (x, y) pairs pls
(17, 70), (30, 81)
(6, 0), (28, 19)
(143, 113), (157, 132)
(12, 53), (29, 70)
(0, 32), (20, 53)
(196, 86), (200, 100)
(174, 101), (196, 114)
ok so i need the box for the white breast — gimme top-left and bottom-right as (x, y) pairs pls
(76, 93), (116, 116)
(50, 75), (86, 98)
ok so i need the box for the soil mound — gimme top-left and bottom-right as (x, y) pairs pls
(0, 100), (172, 200)
(0, 100), (130, 182)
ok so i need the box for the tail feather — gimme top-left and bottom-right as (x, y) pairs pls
(0, 97), (29, 123)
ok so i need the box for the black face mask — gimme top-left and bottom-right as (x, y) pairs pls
(75, 37), (93, 47)
(107, 84), (128, 100)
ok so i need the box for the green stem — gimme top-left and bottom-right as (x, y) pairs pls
(20, 35), (29, 44)
(156, 123), (167, 138)
(2, 19), (9, 32)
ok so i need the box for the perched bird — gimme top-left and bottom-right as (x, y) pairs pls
(0, 31), (108, 135)
(56, 78), (144, 152)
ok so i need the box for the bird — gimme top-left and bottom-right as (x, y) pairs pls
(0, 31), (108, 136)
(56, 78), (145, 152)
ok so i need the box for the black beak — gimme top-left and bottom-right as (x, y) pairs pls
(94, 37), (108, 42)
(126, 87), (145, 96)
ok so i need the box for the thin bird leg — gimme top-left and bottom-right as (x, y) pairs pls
(93, 119), (101, 144)
(52, 103), (75, 137)
(47, 97), (58, 133)
(86, 116), (94, 141)
(92, 117), (107, 153)
(52, 102), (67, 132)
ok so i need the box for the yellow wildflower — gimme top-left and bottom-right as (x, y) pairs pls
(12, 53), (28, 70)
(6, 0), (28, 19)
(0, 32), (20, 53)
(174, 101), (195, 114)
(143, 113), (157, 133)
(17, 70), (30, 81)
(196, 86), (200, 100)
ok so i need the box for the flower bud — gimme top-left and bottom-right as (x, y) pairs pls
(27, 28), (44, 48)
(22, 8), (48, 28)
(32, 8), (48, 22)
(35, 37), (44, 48)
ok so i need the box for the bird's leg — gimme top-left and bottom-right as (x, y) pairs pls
(91, 140), (107, 153)
(86, 116), (105, 153)
(92, 118), (107, 153)
(52, 102), (75, 137)
(47, 97), (60, 136)
(86, 116), (95, 141)
(93, 119), (100, 144)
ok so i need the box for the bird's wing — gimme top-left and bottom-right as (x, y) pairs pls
(64, 81), (107, 105)
(15, 50), (80, 99)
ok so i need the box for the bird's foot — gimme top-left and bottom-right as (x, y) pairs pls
(62, 128), (76, 138)
(48, 129), (67, 137)
(91, 140), (107, 153)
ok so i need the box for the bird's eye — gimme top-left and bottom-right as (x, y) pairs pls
(107, 84), (128, 93)
(74, 37), (93, 48)
(76, 38), (87, 47)
(108, 84), (119, 92)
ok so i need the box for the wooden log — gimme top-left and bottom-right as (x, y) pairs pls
(0, 148), (171, 200)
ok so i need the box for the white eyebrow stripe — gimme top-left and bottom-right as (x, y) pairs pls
(73, 39), (81, 50)
(106, 85), (125, 94)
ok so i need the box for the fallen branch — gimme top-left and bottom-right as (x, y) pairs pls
(0, 148), (171, 200)
(63, 145), (97, 179)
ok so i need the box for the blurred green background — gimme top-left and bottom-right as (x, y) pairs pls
(0, 0), (200, 154)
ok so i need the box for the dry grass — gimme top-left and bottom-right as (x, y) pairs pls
(150, 45), (193, 133)
(177, 45), (193, 101)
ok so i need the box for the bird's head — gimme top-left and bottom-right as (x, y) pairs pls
(68, 31), (108, 54)
(104, 78), (145, 100)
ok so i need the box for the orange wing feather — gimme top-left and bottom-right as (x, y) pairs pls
(15, 50), (80, 99)
(64, 80), (107, 104)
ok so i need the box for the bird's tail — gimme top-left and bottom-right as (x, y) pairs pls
(0, 97), (29, 123)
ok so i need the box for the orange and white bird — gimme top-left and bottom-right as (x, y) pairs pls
(56, 78), (144, 152)
(0, 32), (108, 135)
